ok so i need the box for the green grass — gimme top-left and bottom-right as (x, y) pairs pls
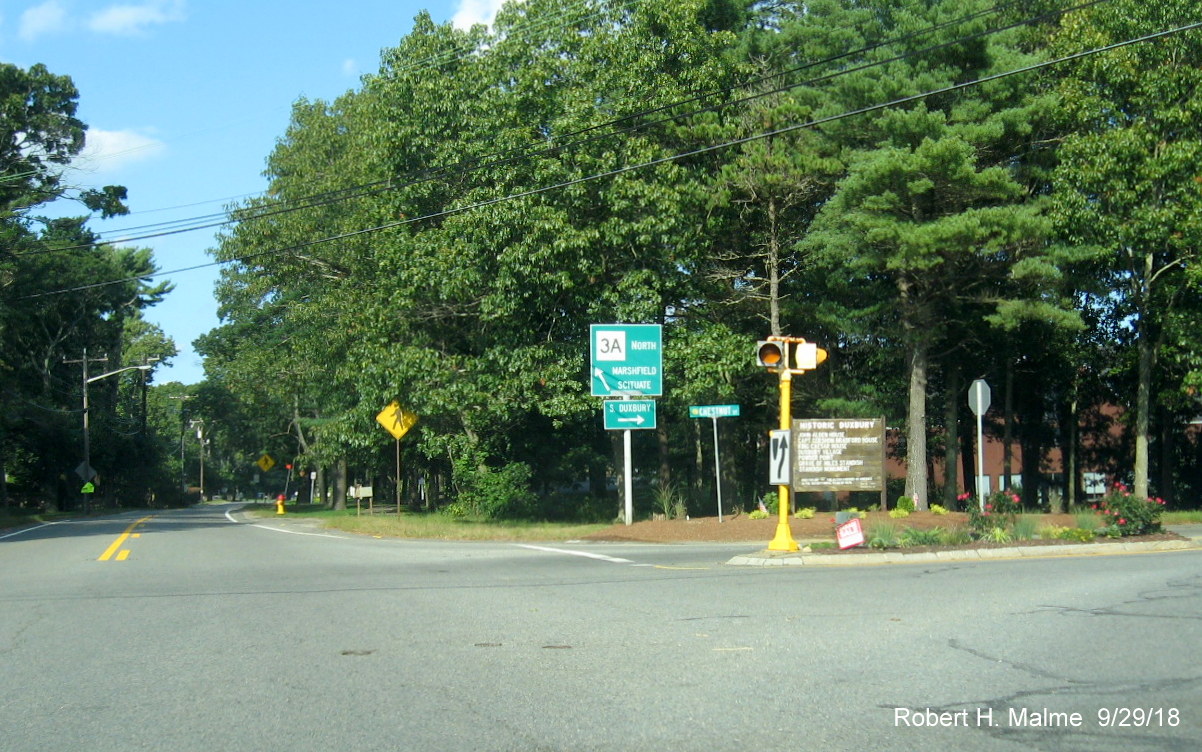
(0, 509), (83, 530)
(1164, 510), (1202, 524)
(1012, 515), (1040, 541)
(245, 503), (611, 542)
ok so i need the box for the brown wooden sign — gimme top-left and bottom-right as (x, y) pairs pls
(791, 418), (885, 492)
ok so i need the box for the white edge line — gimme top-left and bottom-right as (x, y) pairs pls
(0, 521), (59, 541)
(516, 543), (633, 564)
(224, 507), (344, 539)
(250, 524), (345, 539)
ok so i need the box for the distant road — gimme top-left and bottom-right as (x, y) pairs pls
(2, 504), (1199, 751)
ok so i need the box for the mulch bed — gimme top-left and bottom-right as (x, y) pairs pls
(580, 511), (1185, 551)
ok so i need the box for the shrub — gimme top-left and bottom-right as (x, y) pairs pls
(896, 496), (916, 512)
(929, 504), (949, 515)
(1092, 483), (1164, 536)
(888, 508), (910, 519)
(899, 527), (942, 547)
(1073, 511), (1103, 532)
(867, 522), (899, 549)
(748, 508), (769, 520)
(652, 479), (685, 520)
(1038, 525), (1066, 539)
(794, 506), (816, 519)
(1012, 515), (1039, 541)
(967, 489), (1022, 536)
(451, 453), (537, 519)
(1057, 527), (1096, 542)
(938, 527), (973, 545)
(980, 526), (1013, 544)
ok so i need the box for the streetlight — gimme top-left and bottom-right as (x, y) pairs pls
(79, 359), (152, 513)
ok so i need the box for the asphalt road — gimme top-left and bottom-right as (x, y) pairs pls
(1, 503), (1200, 751)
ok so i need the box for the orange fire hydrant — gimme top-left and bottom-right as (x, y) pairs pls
(276, 494), (286, 515)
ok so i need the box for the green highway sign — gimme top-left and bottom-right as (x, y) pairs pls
(688, 404), (740, 419)
(603, 399), (657, 430)
(591, 324), (663, 397)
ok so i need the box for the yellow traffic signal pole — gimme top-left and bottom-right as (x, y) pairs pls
(768, 367), (799, 551)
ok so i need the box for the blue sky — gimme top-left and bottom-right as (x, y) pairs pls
(1, 0), (506, 384)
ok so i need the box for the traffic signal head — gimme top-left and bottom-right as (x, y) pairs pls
(758, 336), (828, 372)
(756, 340), (787, 368)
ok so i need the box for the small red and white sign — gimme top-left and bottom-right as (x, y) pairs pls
(836, 517), (865, 549)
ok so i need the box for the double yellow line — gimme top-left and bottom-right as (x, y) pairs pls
(98, 516), (154, 562)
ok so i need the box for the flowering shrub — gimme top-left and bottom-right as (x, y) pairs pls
(1092, 483), (1164, 536)
(965, 489), (1022, 536)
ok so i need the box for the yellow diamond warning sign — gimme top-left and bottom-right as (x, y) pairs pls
(376, 401), (418, 440)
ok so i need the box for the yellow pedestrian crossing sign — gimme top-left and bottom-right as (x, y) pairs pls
(256, 454), (276, 472)
(376, 401), (418, 440)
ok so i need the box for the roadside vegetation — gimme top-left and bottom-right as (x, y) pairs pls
(238, 503), (610, 542)
(5, 2), (1202, 524)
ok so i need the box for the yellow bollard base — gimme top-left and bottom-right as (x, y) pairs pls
(767, 521), (799, 552)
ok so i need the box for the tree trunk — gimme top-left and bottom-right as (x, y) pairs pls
(1003, 361), (1013, 489)
(767, 197), (781, 336)
(905, 338), (930, 510)
(332, 457), (348, 511)
(960, 414), (975, 509)
(1134, 327), (1154, 498)
(1159, 408), (1173, 506)
(658, 420), (671, 495)
(943, 363), (961, 509)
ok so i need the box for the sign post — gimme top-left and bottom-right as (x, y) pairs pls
(689, 405), (740, 522)
(376, 402), (419, 514)
(592, 325), (663, 526)
(968, 379), (991, 512)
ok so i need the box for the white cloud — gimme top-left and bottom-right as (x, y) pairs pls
(76, 128), (167, 175)
(341, 58), (358, 77)
(451, 0), (508, 31)
(88, 0), (185, 36)
(19, 1), (69, 42)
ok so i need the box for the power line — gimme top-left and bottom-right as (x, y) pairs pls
(22, 17), (1201, 301)
(26, 0), (1064, 255)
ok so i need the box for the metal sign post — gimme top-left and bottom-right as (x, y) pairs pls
(969, 379), (992, 512)
(688, 405), (740, 522)
(602, 399), (656, 525)
(593, 324), (663, 526)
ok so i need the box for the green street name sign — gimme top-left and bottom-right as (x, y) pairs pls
(688, 404), (740, 419)
(603, 400), (657, 430)
(591, 324), (663, 397)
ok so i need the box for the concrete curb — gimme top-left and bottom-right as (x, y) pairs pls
(726, 538), (1202, 567)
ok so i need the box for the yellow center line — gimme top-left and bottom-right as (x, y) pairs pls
(98, 516), (153, 561)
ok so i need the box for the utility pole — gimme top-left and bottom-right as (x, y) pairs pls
(168, 394), (194, 494)
(64, 349), (108, 514)
(190, 419), (206, 501)
(139, 356), (161, 435)
(64, 352), (153, 514)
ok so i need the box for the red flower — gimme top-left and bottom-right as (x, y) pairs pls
(1118, 518), (1126, 525)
